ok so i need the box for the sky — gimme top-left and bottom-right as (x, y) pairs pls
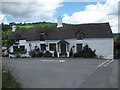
(1, 0), (120, 33)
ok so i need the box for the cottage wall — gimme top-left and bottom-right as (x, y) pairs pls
(9, 38), (113, 59)
(65, 38), (113, 59)
(26, 40), (60, 55)
(83, 38), (114, 59)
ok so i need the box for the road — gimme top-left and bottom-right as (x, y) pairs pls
(2, 58), (118, 88)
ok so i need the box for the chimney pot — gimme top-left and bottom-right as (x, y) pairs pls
(57, 17), (63, 28)
(12, 25), (17, 32)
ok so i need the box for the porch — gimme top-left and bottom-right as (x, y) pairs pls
(57, 40), (70, 57)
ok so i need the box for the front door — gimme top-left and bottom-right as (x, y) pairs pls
(61, 43), (66, 55)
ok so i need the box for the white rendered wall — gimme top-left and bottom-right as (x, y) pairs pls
(64, 39), (83, 53)
(21, 40), (60, 57)
(65, 38), (113, 59)
(9, 40), (29, 57)
(83, 38), (114, 59)
(9, 38), (113, 59)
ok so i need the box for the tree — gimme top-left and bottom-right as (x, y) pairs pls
(54, 49), (57, 57)
(69, 48), (73, 57)
(114, 37), (120, 58)
(2, 30), (12, 40)
(2, 25), (11, 31)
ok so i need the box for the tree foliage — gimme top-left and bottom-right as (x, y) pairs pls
(54, 49), (58, 57)
(69, 48), (73, 57)
(114, 37), (120, 58)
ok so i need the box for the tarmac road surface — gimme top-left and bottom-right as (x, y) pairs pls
(2, 58), (118, 88)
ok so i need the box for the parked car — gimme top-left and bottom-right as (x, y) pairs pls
(2, 50), (8, 57)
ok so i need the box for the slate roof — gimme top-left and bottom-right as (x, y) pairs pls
(8, 23), (113, 41)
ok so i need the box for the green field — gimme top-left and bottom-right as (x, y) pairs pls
(18, 25), (33, 28)
(18, 23), (56, 29)
(113, 33), (120, 39)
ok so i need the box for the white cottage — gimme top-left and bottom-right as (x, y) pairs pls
(8, 18), (113, 59)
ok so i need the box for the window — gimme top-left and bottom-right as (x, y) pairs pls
(13, 46), (18, 52)
(20, 46), (25, 51)
(41, 44), (46, 51)
(49, 43), (56, 51)
(76, 30), (84, 40)
(76, 44), (82, 52)
(40, 32), (45, 41)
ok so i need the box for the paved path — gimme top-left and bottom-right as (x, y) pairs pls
(2, 58), (118, 88)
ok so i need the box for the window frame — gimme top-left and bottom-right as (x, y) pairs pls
(49, 43), (56, 51)
(20, 45), (25, 51)
(13, 46), (18, 52)
(76, 43), (82, 52)
(40, 44), (46, 51)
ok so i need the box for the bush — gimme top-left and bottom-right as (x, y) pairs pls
(74, 45), (97, 58)
(21, 56), (30, 58)
(54, 49), (57, 57)
(29, 50), (43, 57)
(69, 48), (73, 57)
(114, 37), (120, 59)
(74, 51), (82, 57)
(36, 52), (43, 57)
(15, 55), (21, 58)
(43, 51), (52, 57)
(29, 50), (36, 58)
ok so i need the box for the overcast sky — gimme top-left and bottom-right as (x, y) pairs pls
(1, 0), (120, 33)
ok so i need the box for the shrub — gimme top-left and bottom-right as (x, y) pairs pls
(15, 55), (21, 58)
(82, 45), (96, 58)
(43, 51), (52, 57)
(21, 56), (29, 58)
(29, 50), (43, 57)
(69, 48), (73, 57)
(114, 37), (120, 58)
(74, 51), (82, 57)
(36, 52), (43, 57)
(54, 49), (57, 57)
(74, 45), (97, 58)
(2, 65), (21, 88)
(29, 50), (36, 58)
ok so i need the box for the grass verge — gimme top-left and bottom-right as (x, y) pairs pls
(2, 65), (22, 88)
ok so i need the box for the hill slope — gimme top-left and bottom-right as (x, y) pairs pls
(113, 33), (120, 39)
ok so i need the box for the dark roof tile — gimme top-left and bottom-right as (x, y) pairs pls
(8, 23), (113, 41)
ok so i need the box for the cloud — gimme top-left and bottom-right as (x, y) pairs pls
(2, 0), (63, 22)
(0, 15), (9, 24)
(63, 0), (120, 33)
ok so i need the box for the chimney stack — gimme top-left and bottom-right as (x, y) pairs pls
(12, 25), (17, 32)
(57, 17), (63, 28)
